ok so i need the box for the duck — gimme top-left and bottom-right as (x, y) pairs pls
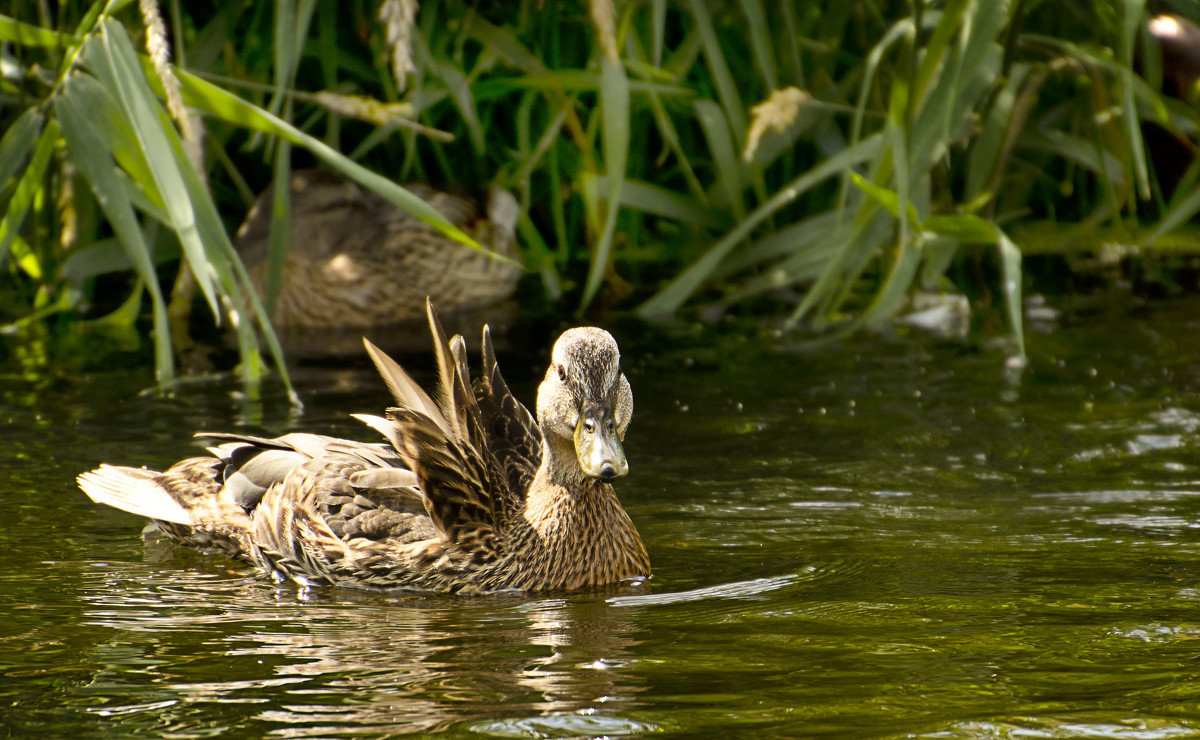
(234, 170), (523, 331)
(78, 301), (650, 593)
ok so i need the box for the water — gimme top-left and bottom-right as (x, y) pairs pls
(4, 296), (1200, 738)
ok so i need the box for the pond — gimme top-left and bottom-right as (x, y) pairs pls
(3, 294), (1200, 738)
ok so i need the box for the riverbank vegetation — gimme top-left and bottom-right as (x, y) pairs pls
(1, 1), (1197, 389)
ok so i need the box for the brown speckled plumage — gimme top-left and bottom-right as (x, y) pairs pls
(78, 302), (650, 593)
(235, 170), (522, 331)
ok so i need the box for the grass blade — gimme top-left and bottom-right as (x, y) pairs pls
(94, 18), (219, 317)
(62, 236), (178, 281)
(650, 0), (666, 66)
(689, 0), (746, 143)
(1118, 0), (1150, 199)
(0, 116), (56, 270)
(739, 0), (779, 91)
(0, 12), (65, 47)
(859, 232), (922, 329)
(263, 145), (292, 317)
(597, 176), (730, 229)
(998, 229), (1025, 360)
(1146, 184), (1200, 245)
(0, 108), (42, 191)
(57, 84), (175, 381)
(268, 0), (295, 119)
(850, 172), (920, 226)
(638, 133), (884, 320)
(436, 59), (485, 156)
(580, 55), (631, 310)
(694, 99), (744, 219)
(716, 209), (843, 278)
(923, 213), (999, 242)
(966, 65), (1027, 202)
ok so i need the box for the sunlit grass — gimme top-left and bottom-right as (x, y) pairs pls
(0, 0), (1196, 386)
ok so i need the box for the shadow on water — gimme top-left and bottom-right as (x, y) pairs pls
(4, 295), (1200, 737)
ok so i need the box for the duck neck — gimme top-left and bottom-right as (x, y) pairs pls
(523, 434), (619, 538)
(536, 433), (590, 491)
(506, 436), (648, 591)
(524, 437), (620, 553)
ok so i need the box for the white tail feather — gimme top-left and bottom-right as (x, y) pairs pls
(78, 465), (193, 525)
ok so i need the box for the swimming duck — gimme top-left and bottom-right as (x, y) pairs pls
(78, 302), (650, 593)
(235, 170), (523, 331)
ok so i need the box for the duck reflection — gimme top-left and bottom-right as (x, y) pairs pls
(80, 565), (649, 736)
(245, 596), (647, 734)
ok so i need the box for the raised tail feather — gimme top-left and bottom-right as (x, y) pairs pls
(77, 465), (193, 525)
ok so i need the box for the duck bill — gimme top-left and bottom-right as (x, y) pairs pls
(574, 407), (628, 481)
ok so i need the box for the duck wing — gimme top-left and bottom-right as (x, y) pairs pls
(195, 431), (429, 540)
(360, 301), (516, 563)
(192, 431), (440, 587)
(383, 408), (505, 564)
(474, 323), (543, 502)
(81, 429), (431, 568)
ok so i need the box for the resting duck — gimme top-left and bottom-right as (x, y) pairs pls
(234, 170), (523, 331)
(78, 302), (650, 593)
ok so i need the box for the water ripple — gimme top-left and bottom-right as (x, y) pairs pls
(606, 573), (798, 607)
(923, 717), (1200, 739)
(470, 712), (659, 738)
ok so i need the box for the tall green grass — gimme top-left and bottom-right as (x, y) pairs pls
(0, 0), (1194, 383)
(0, 3), (485, 396)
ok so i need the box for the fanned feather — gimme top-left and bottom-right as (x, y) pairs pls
(362, 338), (451, 436)
(480, 325), (541, 457)
(425, 298), (468, 443)
(475, 324), (543, 497)
(448, 333), (485, 442)
(387, 407), (501, 561)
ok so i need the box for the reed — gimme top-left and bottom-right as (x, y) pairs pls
(0, 0), (1192, 383)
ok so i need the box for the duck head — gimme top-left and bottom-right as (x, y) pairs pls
(537, 327), (633, 483)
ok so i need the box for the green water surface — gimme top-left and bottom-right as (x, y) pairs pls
(3, 297), (1200, 738)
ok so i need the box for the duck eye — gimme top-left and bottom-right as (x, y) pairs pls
(584, 419), (596, 433)
(606, 418), (614, 430)
(556, 364), (567, 382)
